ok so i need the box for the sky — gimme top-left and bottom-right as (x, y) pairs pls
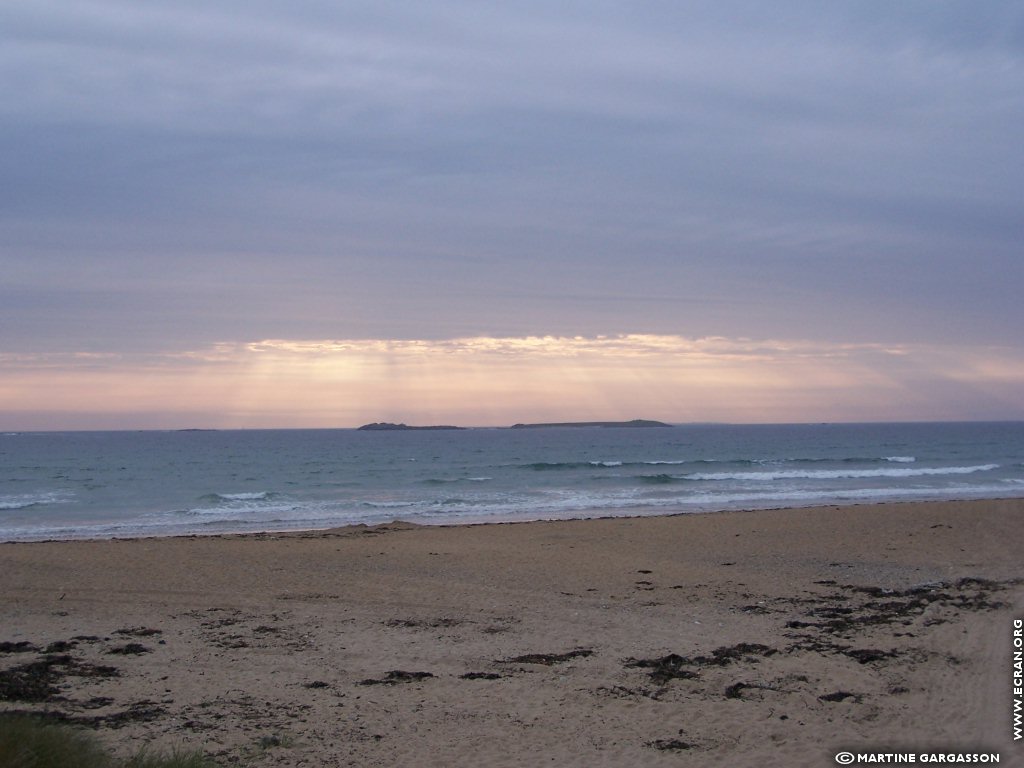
(2, 1), (1023, 429)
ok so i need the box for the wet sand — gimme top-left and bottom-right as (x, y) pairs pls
(2, 499), (1022, 766)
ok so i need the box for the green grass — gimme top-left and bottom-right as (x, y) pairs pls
(0, 714), (219, 768)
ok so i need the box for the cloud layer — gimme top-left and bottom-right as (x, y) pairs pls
(2, 2), (1023, 425)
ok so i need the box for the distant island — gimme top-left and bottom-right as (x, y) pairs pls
(509, 419), (673, 429)
(358, 419), (673, 431)
(357, 422), (466, 431)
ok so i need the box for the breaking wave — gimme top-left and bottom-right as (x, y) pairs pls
(685, 464), (998, 482)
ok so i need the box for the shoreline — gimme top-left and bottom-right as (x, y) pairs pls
(6, 493), (1024, 546)
(2, 498), (1022, 766)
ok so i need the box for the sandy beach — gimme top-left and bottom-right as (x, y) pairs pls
(2, 499), (1022, 766)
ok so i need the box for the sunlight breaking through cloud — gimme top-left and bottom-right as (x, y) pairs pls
(2, 335), (1023, 430)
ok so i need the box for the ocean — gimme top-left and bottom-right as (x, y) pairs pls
(1, 422), (1023, 542)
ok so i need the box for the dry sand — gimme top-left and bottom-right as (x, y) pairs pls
(2, 499), (1022, 767)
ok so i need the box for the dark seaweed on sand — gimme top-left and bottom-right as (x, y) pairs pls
(358, 670), (435, 686)
(501, 649), (594, 665)
(0, 654), (119, 703)
(627, 643), (776, 684)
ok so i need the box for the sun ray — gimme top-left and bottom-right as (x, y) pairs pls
(2, 335), (1023, 429)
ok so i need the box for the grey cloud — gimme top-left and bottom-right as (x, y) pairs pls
(2, 1), (1023, 354)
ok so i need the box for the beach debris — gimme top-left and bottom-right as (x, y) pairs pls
(0, 707), (148, 734)
(385, 616), (463, 629)
(843, 648), (898, 664)
(101, 701), (167, 728)
(500, 649), (594, 666)
(596, 684), (658, 700)
(724, 682), (750, 699)
(627, 643), (776, 684)
(460, 672), (502, 680)
(358, 670), (434, 686)
(106, 643), (152, 655)
(723, 680), (787, 699)
(0, 653), (119, 703)
(43, 640), (77, 653)
(819, 690), (861, 702)
(706, 643), (776, 664)
(258, 733), (292, 749)
(81, 696), (116, 709)
(0, 641), (38, 654)
(784, 577), (1013, 648)
(0, 660), (63, 702)
(113, 626), (162, 637)
(647, 738), (694, 751)
(626, 654), (699, 683)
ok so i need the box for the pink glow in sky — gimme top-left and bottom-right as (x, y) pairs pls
(3, 335), (1022, 429)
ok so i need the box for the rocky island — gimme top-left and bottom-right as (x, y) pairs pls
(358, 420), (673, 431)
(509, 419), (672, 429)
(357, 422), (466, 431)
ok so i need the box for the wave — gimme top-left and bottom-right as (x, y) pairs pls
(528, 460), (690, 470)
(524, 455), (921, 472)
(637, 474), (677, 484)
(186, 492), (287, 516)
(685, 464), (998, 482)
(3, 476), (1022, 542)
(525, 462), (594, 471)
(423, 476), (493, 485)
(203, 491), (273, 502)
(0, 499), (40, 511)
(186, 502), (297, 518)
(0, 491), (72, 510)
(2, 501), (39, 511)
(664, 455), (918, 466)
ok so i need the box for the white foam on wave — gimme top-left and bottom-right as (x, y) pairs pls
(187, 502), (298, 518)
(184, 491), (295, 519)
(885, 456), (916, 463)
(404, 479), (1024, 527)
(0, 491), (72, 510)
(426, 476), (494, 485)
(215, 491), (271, 501)
(686, 464), (999, 482)
(3, 475), (1022, 542)
(590, 461), (623, 467)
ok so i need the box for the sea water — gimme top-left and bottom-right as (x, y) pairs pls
(1, 422), (1023, 541)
